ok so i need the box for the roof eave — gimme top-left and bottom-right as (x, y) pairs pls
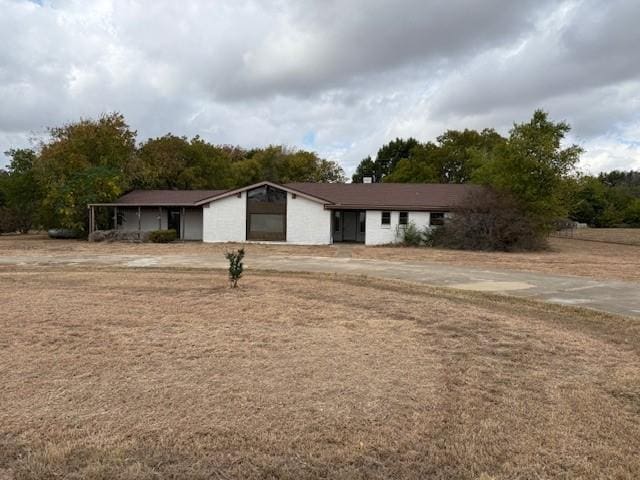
(87, 203), (199, 207)
(324, 204), (456, 212)
(194, 180), (329, 206)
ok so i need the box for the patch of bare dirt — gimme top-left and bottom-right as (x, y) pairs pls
(2, 233), (640, 281)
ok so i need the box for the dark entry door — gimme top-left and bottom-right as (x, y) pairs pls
(342, 211), (358, 241)
(168, 208), (181, 238)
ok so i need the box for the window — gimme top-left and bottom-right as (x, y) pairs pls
(246, 185), (287, 241)
(381, 211), (391, 226)
(333, 211), (341, 232)
(399, 211), (408, 225)
(430, 212), (446, 226)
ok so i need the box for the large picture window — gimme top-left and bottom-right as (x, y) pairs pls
(246, 185), (287, 241)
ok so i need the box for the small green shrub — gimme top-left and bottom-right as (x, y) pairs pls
(421, 227), (436, 246)
(225, 248), (245, 288)
(148, 229), (177, 243)
(396, 221), (424, 246)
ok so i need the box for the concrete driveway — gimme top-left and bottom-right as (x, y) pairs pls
(2, 252), (639, 318)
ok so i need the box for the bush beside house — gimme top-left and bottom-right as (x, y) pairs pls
(88, 230), (151, 242)
(148, 229), (177, 243)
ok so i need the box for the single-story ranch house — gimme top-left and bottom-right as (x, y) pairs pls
(88, 181), (479, 245)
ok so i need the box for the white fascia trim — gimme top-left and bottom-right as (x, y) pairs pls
(194, 180), (330, 206)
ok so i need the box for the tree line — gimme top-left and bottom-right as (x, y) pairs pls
(0, 113), (345, 234)
(1, 110), (638, 241)
(352, 111), (640, 230)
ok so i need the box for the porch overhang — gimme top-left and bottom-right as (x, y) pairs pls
(87, 202), (199, 207)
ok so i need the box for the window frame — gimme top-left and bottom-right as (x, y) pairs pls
(246, 185), (287, 241)
(381, 211), (391, 227)
(399, 211), (408, 226)
(430, 212), (446, 226)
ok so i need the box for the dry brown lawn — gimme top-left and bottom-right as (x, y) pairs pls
(1, 267), (639, 479)
(3, 233), (640, 282)
(352, 237), (640, 282)
(0, 234), (336, 258)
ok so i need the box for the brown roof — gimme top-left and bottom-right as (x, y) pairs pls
(92, 182), (482, 210)
(91, 189), (224, 206)
(285, 182), (482, 210)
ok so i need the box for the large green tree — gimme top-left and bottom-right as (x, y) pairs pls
(1, 149), (43, 232)
(239, 146), (344, 184)
(384, 129), (505, 183)
(351, 156), (379, 183)
(568, 172), (640, 227)
(35, 113), (137, 232)
(352, 138), (419, 182)
(473, 110), (583, 230)
(133, 134), (196, 189)
(134, 139), (344, 189)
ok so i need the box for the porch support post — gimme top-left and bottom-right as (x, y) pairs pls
(137, 206), (141, 231)
(158, 207), (162, 229)
(113, 206), (118, 231)
(181, 207), (186, 240)
(88, 206), (94, 234)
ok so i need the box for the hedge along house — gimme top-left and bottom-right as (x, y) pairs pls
(88, 181), (480, 245)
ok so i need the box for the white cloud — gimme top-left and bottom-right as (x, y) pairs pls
(1, 0), (639, 176)
(581, 135), (640, 174)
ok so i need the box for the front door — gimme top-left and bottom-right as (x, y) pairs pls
(342, 211), (358, 241)
(333, 210), (366, 243)
(168, 208), (181, 238)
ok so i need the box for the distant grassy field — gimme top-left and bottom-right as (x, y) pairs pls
(1, 267), (639, 479)
(553, 227), (640, 246)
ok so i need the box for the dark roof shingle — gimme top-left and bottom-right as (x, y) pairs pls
(285, 182), (481, 210)
(107, 189), (224, 206)
(98, 182), (481, 210)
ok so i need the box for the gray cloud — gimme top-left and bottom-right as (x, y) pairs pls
(1, 0), (639, 174)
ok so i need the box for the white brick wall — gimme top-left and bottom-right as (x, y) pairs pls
(203, 191), (331, 244)
(364, 210), (431, 246)
(122, 203), (443, 245)
(202, 194), (247, 242)
(286, 193), (331, 244)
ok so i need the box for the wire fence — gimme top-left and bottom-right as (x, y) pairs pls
(549, 224), (640, 246)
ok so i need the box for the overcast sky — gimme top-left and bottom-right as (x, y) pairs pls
(1, 0), (639, 176)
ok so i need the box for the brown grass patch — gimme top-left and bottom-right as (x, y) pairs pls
(1, 267), (639, 479)
(352, 237), (640, 282)
(3, 233), (640, 282)
(0, 234), (337, 258)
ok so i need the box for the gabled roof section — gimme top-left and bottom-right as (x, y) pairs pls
(89, 182), (484, 210)
(284, 182), (483, 211)
(89, 189), (224, 207)
(194, 181), (329, 206)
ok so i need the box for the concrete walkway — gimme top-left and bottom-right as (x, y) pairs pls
(2, 252), (639, 318)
